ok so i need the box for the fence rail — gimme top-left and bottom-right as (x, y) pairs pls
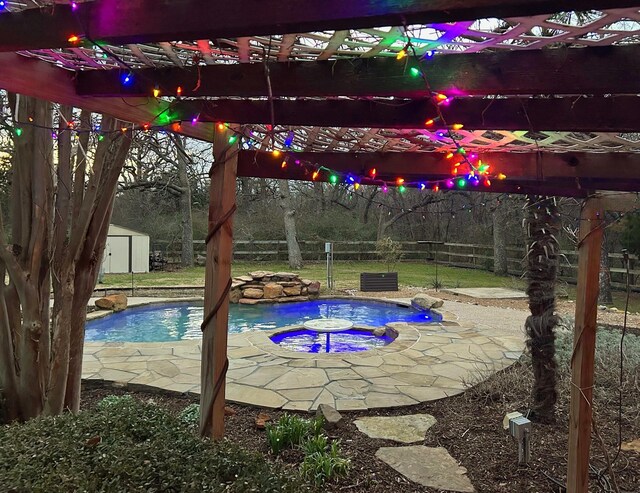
(153, 239), (640, 289)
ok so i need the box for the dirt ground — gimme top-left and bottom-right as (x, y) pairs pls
(80, 286), (640, 491)
(81, 371), (640, 493)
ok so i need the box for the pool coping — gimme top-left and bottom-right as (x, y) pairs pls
(83, 296), (524, 412)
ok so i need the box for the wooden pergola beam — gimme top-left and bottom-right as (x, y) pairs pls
(176, 96), (640, 132)
(0, 53), (213, 141)
(1, 1), (638, 52)
(75, 45), (640, 98)
(237, 151), (640, 196)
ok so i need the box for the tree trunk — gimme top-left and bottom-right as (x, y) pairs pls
(493, 198), (509, 275)
(0, 99), (131, 422)
(175, 136), (194, 268)
(524, 195), (560, 424)
(278, 179), (303, 269)
(598, 227), (613, 305)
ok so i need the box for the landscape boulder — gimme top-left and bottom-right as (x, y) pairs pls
(242, 288), (264, 299)
(229, 288), (242, 303)
(316, 403), (343, 430)
(307, 281), (321, 295)
(411, 294), (444, 310)
(283, 286), (301, 296)
(249, 271), (274, 280)
(95, 294), (128, 312)
(373, 327), (387, 337)
(263, 282), (284, 299)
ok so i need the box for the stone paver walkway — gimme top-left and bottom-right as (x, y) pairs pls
(83, 297), (526, 411)
(443, 287), (527, 299)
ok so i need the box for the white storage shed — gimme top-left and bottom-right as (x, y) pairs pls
(102, 224), (150, 274)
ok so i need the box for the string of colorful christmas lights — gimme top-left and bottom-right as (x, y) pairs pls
(4, 0), (508, 194)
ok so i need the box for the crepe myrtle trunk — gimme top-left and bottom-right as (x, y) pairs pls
(0, 96), (131, 421)
(524, 195), (560, 423)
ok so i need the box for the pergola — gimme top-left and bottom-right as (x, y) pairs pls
(1, 1), (640, 492)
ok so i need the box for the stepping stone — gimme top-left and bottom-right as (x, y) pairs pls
(376, 446), (475, 492)
(622, 438), (640, 453)
(355, 414), (436, 443)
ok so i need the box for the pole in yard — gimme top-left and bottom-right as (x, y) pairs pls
(325, 242), (333, 290)
(567, 197), (603, 493)
(200, 126), (237, 439)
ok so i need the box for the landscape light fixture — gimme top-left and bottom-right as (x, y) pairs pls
(503, 411), (532, 465)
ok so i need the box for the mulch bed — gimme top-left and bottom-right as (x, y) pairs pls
(81, 366), (640, 493)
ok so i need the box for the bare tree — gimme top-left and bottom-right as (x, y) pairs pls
(118, 132), (207, 267)
(0, 96), (131, 420)
(175, 136), (194, 267)
(278, 179), (303, 269)
(492, 196), (509, 275)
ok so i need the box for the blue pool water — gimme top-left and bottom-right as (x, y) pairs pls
(270, 329), (394, 353)
(85, 299), (439, 343)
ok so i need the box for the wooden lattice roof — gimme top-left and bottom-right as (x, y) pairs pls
(1, 1), (640, 193)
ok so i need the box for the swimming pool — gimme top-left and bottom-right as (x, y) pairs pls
(85, 299), (440, 343)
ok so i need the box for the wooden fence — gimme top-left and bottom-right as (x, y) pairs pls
(153, 240), (640, 289)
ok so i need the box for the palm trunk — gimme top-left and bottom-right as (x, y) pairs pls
(524, 195), (560, 423)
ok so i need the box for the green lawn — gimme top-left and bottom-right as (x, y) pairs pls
(102, 260), (522, 291)
(101, 260), (640, 313)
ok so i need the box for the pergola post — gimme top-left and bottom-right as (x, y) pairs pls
(199, 127), (238, 439)
(566, 196), (603, 492)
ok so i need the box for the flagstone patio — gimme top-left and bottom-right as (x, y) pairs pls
(82, 297), (525, 411)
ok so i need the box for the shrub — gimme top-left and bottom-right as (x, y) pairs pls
(179, 403), (200, 426)
(556, 327), (640, 409)
(0, 397), (306, 492)
(96, 393), (135, 410)
(375, 237), (403, 272)
(300, 441), (350, 486)
(301, 434), (329, 456)
(265, 414), (323, 455)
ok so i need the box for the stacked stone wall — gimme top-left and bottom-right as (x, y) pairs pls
(230, 271), (320, 304)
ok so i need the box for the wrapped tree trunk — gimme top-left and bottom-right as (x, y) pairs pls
(524, 195), (560, 423)
(0, 96), (131, 420)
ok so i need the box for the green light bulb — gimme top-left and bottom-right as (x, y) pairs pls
(329, 174), (338, 184)
(15, 128), (22, 137)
